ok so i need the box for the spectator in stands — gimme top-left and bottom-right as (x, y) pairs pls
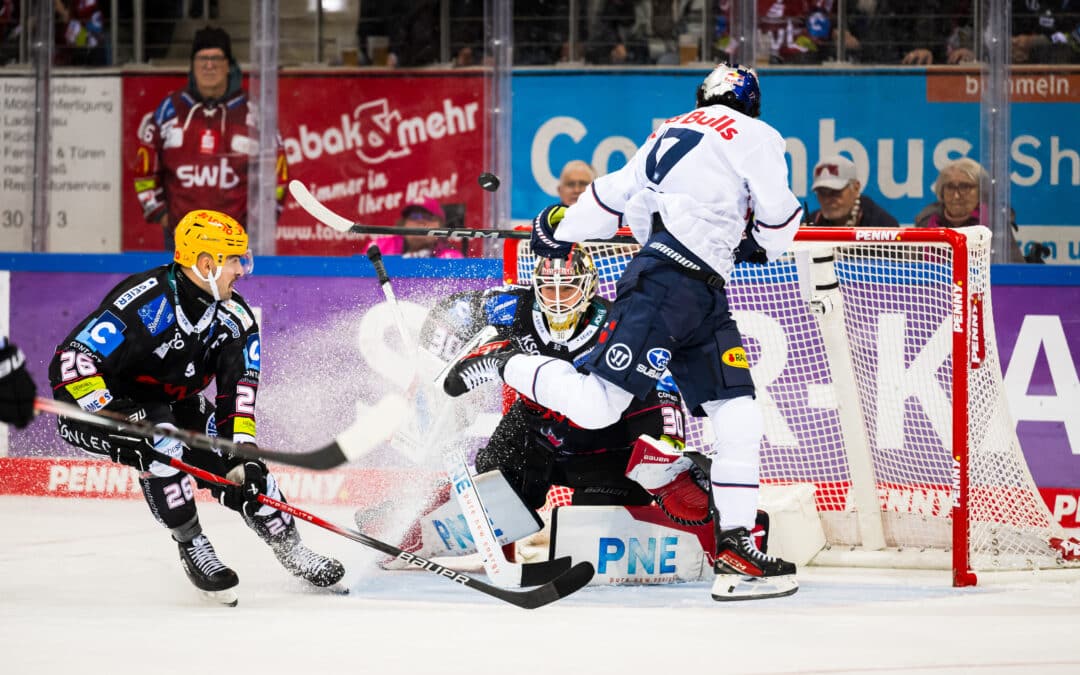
(54, 0), (107, 66)
(1012, 1), (1080, 64)
(356, 0), (484, 67)
(915, 158), (1043, 263)
(806, 155), (898, 228)
(131, 26), (287, 249)
(369, 199), (464, 259)
(0, 0), (20, 66)
(557, 160), (596, 207)
(847, 0), (975, 65)
(515, 0), (568, 65)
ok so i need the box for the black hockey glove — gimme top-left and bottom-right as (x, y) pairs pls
(734, 222), (768, 265)
(531, 203), (574, 259)
(105, 433), (154, 471)
(220, 453), (269, 517)
(0, 341), (36, 429)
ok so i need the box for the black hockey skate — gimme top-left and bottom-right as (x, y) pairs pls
(176, 534), (239, 606)
(442, 327), (519, 397)
(269, 530), (346, 588)
(711, 527), (798, 601)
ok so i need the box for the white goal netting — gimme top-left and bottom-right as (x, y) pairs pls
(507, 226), (1077, 583)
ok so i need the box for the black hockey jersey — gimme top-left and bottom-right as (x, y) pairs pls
(419, 286), (685, 456)
(48, 263), (261, 442)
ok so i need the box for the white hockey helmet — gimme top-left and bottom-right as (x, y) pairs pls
(533, 246), (598, 342)
(696, 62), (761, 118)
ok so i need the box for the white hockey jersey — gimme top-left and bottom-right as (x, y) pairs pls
(556, 104), (802, 281)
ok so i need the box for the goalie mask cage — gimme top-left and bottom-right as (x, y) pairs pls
(505, 225), (1077, 586)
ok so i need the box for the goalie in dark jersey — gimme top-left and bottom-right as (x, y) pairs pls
(377, 246), (739, 567)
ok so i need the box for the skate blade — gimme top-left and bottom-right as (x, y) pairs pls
(711, 573), (798, 601)
(198, 588), (239, 607)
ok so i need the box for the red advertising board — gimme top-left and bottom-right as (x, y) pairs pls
(120, 70), (488, 255)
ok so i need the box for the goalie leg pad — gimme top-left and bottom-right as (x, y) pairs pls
(378, 469), (543, 568)
(626, 435), (711, 526)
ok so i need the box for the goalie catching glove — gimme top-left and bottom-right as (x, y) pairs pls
(531, 203), (574, 259)
(442, 328), (520, 397)
(625, 434), (711, 526)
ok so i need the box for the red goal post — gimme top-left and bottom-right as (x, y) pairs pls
(504, 225), (1079, 586)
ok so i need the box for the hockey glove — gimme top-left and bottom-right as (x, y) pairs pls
(0, 341), (36, 429)
(531, 203), (574, 259)
(733, 222), (768, 265)
(221, 454), (269, 517)
(105, 433), (153, 471)
(442, 331), (520, 397)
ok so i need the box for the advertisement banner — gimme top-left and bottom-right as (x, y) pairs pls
(512, 68), (1080, 261)
(0, 75), (121, 252)
(120, 72), (488, 255)
(3, 262), (1078, 527)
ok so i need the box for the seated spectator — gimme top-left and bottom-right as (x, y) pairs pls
(806, 155), (899, 228)
(914, 158), (1043, 263)
(54, 0), (107, 66)
(847, 1), (975, 65)
(1012, 1), (1080, 64)
(1, 0), (20, 66)
(369, 199), (464, 259)
(557, 160), (596, 206)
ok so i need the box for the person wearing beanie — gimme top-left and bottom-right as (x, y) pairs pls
(131, 26), (288, 250)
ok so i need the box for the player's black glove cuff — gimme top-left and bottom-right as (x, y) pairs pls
(531, 204), (574, 259)
(0, 343), (36, 429)
(105, 433), (154, 471)
(734, 223), (768, 265)
(220, 454), (268, 517)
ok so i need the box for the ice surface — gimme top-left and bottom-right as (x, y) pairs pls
(3, 496), (1079, 675)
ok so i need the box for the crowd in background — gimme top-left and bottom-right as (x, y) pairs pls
(0, 1), (1076, 67)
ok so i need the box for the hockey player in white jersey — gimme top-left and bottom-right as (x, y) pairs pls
(444, 63), (802, 600)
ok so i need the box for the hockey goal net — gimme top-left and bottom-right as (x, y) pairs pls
(505, 225), (1077, 586)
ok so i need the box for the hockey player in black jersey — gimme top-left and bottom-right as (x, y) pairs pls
(48, 210), (344, 605)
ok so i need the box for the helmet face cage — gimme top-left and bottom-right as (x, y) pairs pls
(696, 62), (761, 118)
(173, 210), (253, 275)
(533, 246), (598, 341)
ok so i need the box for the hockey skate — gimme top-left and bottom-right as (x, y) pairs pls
(176, 534), (240, 606)
(268, 528), (346, 588)
(711, 527), (798, 601)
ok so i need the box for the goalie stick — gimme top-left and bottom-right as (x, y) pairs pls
(32, 396), (407, 471)
(289, 179), (636, 243)
(366, 248), (581, 589)
(125, 442), (593, 610)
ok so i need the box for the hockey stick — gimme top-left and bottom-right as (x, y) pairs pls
(33, 395), (407, 471)
(366, 250), (577, 589)
(289, 180), (637, 243)
(130, 444), (593, 610)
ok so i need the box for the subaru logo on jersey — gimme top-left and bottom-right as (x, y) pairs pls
(137, 295), (176, 336)
(646, 348), (671, 371)
(604, 343), (633, 371)
(245, 335), (261, 371)
(75, 311), (126, 357)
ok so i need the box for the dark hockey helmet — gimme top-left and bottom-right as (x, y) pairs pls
(696, 62), (761, 118)
(533, 245), (598, 342)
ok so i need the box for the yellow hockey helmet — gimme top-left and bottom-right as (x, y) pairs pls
(173, 209), (252, 274)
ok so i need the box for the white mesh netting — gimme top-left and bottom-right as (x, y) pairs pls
(508, 227), (1076, 578)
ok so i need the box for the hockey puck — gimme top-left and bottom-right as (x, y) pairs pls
(478, 172), (501, 192)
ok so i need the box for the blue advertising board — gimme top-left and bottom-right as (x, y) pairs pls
(512, 68), (1080, 260)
